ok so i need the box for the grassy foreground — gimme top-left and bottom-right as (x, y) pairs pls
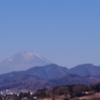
(38, 95), (65, 100)
(38, 92), (100, 100)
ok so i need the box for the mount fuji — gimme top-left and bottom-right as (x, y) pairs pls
(0, 51), (52, 74)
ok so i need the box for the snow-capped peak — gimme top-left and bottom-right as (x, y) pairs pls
(0, 51), (52, 74)
(19, 51), (44, 60)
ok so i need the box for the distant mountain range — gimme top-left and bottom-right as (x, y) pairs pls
(0, 64), (100, 91)
(0, 51), (100, 91)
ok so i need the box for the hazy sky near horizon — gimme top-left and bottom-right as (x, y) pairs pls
(0, 0), (100, 68)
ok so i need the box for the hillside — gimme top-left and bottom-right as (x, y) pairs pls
(0, 64), (100, 91)
(69, 64), (100, 76)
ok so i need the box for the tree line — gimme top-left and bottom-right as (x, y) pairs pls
(0, 83), (100, 100)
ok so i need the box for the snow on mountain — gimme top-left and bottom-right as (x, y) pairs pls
(0, 51), (52, 74)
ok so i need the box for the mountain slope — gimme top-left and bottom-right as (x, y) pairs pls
(0, 70), (100, 91)
(0, 64), (100, 91)
(0, 51), (52, 74)
(0, 73), (55, 91)
(50, 75), (100, 86)
(0, 64), (69, 90)
(26, 64), (69, 80)
(0, 64), (69, 80)
(69, 64), (100, 76)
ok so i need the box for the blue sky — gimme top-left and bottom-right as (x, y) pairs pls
(0, 0), (100, 68)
